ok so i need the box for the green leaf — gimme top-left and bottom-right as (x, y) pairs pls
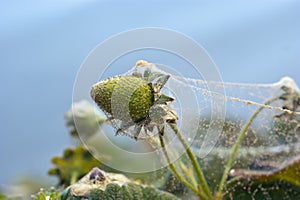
(65, 168), (178, 200)
(142, 186), (159, 199)
(229, 155), (300, 187)
(121, 185), (132, 200)
(225, 155), (300, 199)
(60, 187), (70, 200)
(105, 184), (123, 200)
(125, 183), (143, 200)
(39, 193), (46, 200)
(158, 192), (179, 200)
(90, 188), (105, 200)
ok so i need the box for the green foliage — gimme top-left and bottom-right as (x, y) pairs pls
(32, 188), (60, 200)
(48, 145), (102, 187)
(228, 155), (300, 187)
(225, 155), (300, 199)
(141, 186), (159, 199)
(90, 188), (105, 200)
(160, 174), (187, 196)
(67, 183), (178, 200)
(61, 167), (178, 200)
(105, 184), (123, 200)
(0, 193), (6, 200)
(225, 182), (300, 200)
(125, 183), (143, 200)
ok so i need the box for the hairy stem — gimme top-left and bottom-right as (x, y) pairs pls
(216, 97), (278, 199)
(159, 133), (208, 200)
(168, 123), (213, 200)
(179, 160), (199, 188)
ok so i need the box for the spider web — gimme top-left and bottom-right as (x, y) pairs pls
(86, 62), (300, 198)
(175, 76), (300, 153)
(168, 75), (300, 199)
(126, 63), (300, 198)
(119, 63), (300, 164)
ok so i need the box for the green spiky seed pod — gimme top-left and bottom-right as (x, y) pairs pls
(90, 76), (154, 122)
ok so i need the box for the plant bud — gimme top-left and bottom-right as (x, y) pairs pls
(90, 76), (154, 122)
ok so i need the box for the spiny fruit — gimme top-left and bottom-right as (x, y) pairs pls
(90, 76), (154, 123)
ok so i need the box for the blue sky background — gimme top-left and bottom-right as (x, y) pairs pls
(0, 0), (299, 185)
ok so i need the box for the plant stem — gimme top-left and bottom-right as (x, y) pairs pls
(216, 97), (278, 199)
(179, 160), (199, 188)
(159, 134), (208, 200)
(168, 123), (213, 200)
(70, 171), (79, 185)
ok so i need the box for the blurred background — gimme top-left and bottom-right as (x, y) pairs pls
(0, 0), (299, 191)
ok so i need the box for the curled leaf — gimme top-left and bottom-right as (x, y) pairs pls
(229, 155), (300, 187)
(225, 155), (300, 199)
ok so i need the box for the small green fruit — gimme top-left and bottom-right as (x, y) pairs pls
(90, 76), (154, 122)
